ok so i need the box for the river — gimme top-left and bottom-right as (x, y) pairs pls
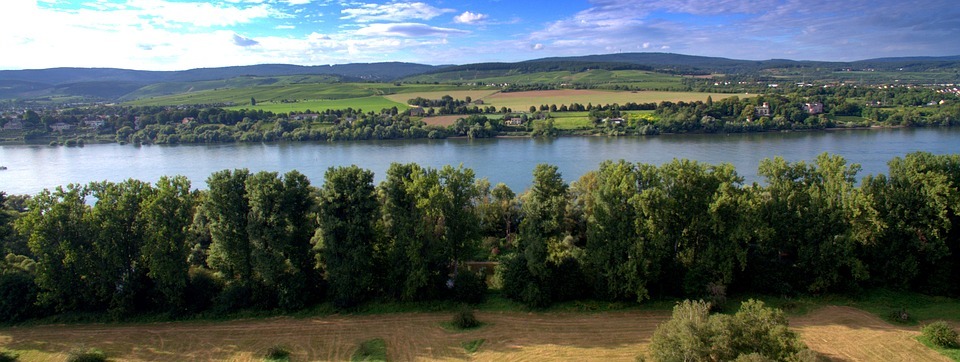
(2, 128), (959, 196)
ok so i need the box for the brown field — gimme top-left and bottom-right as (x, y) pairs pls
(0, 306), (948, 361)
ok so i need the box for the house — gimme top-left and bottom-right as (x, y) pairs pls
(803, 102), (824, 114)
(181, 117), (195, 125)
(473, 99), (485, 105)
(293, 113), (319, 121)
(755, 102), (771, 117)
(83, 119), (106, 128)
(3, 119), (23, 130)
(50, 122), (73, 132)
(607, 117), (625, 126)
(505, 117), (524, 126)
(408, 107), (425, 117)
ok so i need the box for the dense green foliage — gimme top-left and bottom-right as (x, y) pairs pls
(922, 321), (960, 349)
(649, 300), (811, 361)
(2, 152), (960, 321)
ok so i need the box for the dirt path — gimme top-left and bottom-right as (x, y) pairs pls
(0, 306), (949, 361)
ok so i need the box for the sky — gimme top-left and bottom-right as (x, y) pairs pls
(1, 0), (958, 71)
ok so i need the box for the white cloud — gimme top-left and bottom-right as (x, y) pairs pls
(127, 0), (275, 27)
(532, 43), (544, 50)
(642, 42), (650, 49)
(283, 0), (313, 5)
(341, 2), (454, 23)
(454, 11), (488, 24)
(355, 23), (468, 37)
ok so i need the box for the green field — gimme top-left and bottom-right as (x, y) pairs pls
(125, 82), (488, 108)
(404, 69), (686, 89)
(226, 96), (408, 113)
(483, 89), (743, 112)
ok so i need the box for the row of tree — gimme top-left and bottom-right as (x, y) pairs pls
(1, 152), (959, 322)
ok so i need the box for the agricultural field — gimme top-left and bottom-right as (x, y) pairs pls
(225, 96), (408, 114)
(0, 306), (950, 361)
(383, 90), (501, 105)
(480, 89), (741, 111)
(404, 69), (687, 89)
(125, 82), (487, 109)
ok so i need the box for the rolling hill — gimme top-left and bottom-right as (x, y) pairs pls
(1, 52), (958, 103)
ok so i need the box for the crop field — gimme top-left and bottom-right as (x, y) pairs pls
(0, 306), (950, 361)
(405, 69), (687, 89)
(226, 96), (408, 113)
(384, 90), (501, 105)
(482, 90), (741, 112)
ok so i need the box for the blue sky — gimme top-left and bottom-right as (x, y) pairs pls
(1, 0), (958, 70)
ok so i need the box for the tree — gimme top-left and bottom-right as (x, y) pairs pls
(17, 185), (95, 312)
(752, 154), (874, 294)
(317, 166), (379, 308)
(205, 169), (253, 287)
(88, 179), (155, 314)
(141, 176), (195, 311)
(502, 164), (577, 307)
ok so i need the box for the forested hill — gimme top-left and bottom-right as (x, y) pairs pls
(527, 52), (960, 74)
(0, 62), (440, 85)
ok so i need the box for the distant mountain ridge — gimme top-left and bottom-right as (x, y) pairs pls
(1, 53), (958, 101)
(0, 62), (440, 85)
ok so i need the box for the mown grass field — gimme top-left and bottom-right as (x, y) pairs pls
(1, 290), (957, 361)
(0, 305), (953, 361)
(383, 90), (501, 105)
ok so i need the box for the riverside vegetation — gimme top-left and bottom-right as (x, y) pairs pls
(0, 152), (959, 323)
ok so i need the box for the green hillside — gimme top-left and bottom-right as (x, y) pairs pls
(120, 75), (346, 101)
(125, 81), (489, 111)
(404, 69), (686, 89)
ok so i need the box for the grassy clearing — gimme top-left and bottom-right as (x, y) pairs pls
(351, 338), (387, 362)
(918, 335), (960, 361)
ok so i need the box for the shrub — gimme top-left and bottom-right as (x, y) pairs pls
(451, 305), (481, 330)
(890, 308), (911, 323)
(922, 321), (959, 349)
(650, 299), (809, 362)
(351, 338), (386, 362)
(263, 345), (291, 362)
(67, 348), (107, 362)
(0, 350), (19, 362)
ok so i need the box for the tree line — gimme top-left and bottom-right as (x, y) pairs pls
(1, 152), (959, 322)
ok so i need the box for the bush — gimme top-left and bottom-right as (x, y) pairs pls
(185, 268), (222, 313)
(650, 299), (809, 362)
(922, 321), (959, 349)
(0, 350), (19, 362)
(67, 348), (107, 362)
(451, 305), (481, 330)
(351, 338), (386, 362)
(263, 345), (291, 362)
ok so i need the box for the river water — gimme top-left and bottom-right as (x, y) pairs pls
(2, 128), (959, 196)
